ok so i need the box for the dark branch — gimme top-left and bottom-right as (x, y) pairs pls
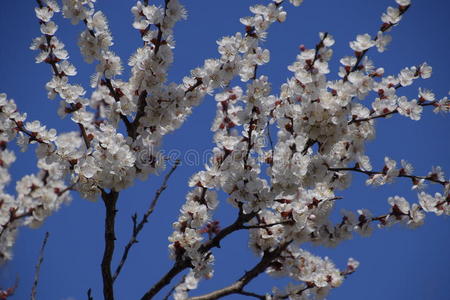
(101, 190), (119, 300)
(328, 165), (448, 186)
(162, 275), (186, 300)
(140, 260), (190, 300)
(238, 290), (266, 299)
(31, 232), (50, 300)
(349, 100), (438, 124)
(140, 210), (257, 299)
(343, 5), (410, 82)
(112, 160), (180, 282)
(187, 242), (291, 300)
(87, 288), (94, 300)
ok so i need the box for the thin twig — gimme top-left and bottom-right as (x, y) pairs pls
(112, 160), (180, 282)
(87, 288), (94, 300)
(31, 232), (50, 300)
(266, 120), (274, 168)
(238, 290), (266, 300)
(162, 275), (186, 300)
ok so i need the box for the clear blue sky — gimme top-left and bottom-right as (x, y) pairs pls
(0, 1), (449, 299)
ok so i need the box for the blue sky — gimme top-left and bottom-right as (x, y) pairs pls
(0, 0), (449, 299)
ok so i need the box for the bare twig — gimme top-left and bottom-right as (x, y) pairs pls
(31, 232), (50, 300)
(162, 275), (186, 300)
(87, 288), (94, 300)
(112, 160), (180, 282)
(238, 290), (266, 299)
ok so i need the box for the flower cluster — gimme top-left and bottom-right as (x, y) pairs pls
(1, 0), (449, 299)
(168, 0), (448, 297)
(0, 93), (71, 263)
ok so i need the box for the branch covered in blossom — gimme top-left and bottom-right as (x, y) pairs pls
(1, 0), (448, 299)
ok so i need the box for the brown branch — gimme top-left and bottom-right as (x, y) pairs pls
(343, 4), (410, 82)
(328, 165), (448, 186)
(238, 290), (266, 299)
(140, 210), (257, 300)
(112, 160), (180, 282)
(154, 0), (170, 55)
(101, 190), (119, 300)
(0, 181), (73, 240)
(187, 242), (291, 300)
(184, 77), (204, 96)
(33, 1), (92, 149)
(0, 209), (33, 239)
(31, 232), (50, 300)
(242, 220), (293, 230)
(349, 100), (438, 124)
(0, 278), (18, 299)
(103, 78), (132, 134)
(199, 210), (257, 254)
(265, 121), (274, 167)
(162, 275), (186, 300)
(77, 122), (91, 148)
(128, 90), (148, 139)
(140, 260), (190, 300)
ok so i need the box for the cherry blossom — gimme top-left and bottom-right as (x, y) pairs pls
(0, 1), (448, 300)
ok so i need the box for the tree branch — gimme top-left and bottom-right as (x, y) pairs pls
(153, 0), (170, 55)
(187, 242), (291, 300)
(87, 288), (94, 300)
(140, 260), (190, 300)
(238, 290), (266, 299)
(349, 100), (438, 124)
(31, 232), (50, 300)
(140, 210), (257, 299)
(101, 190), (119, 300)
(162, 275), (186, 300)
(112, 160), (180, 282)
(328, 165), (448, 186)
(343, 4), (410, 82)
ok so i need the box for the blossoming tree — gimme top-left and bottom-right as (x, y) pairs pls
(0, 0), (448, 299)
